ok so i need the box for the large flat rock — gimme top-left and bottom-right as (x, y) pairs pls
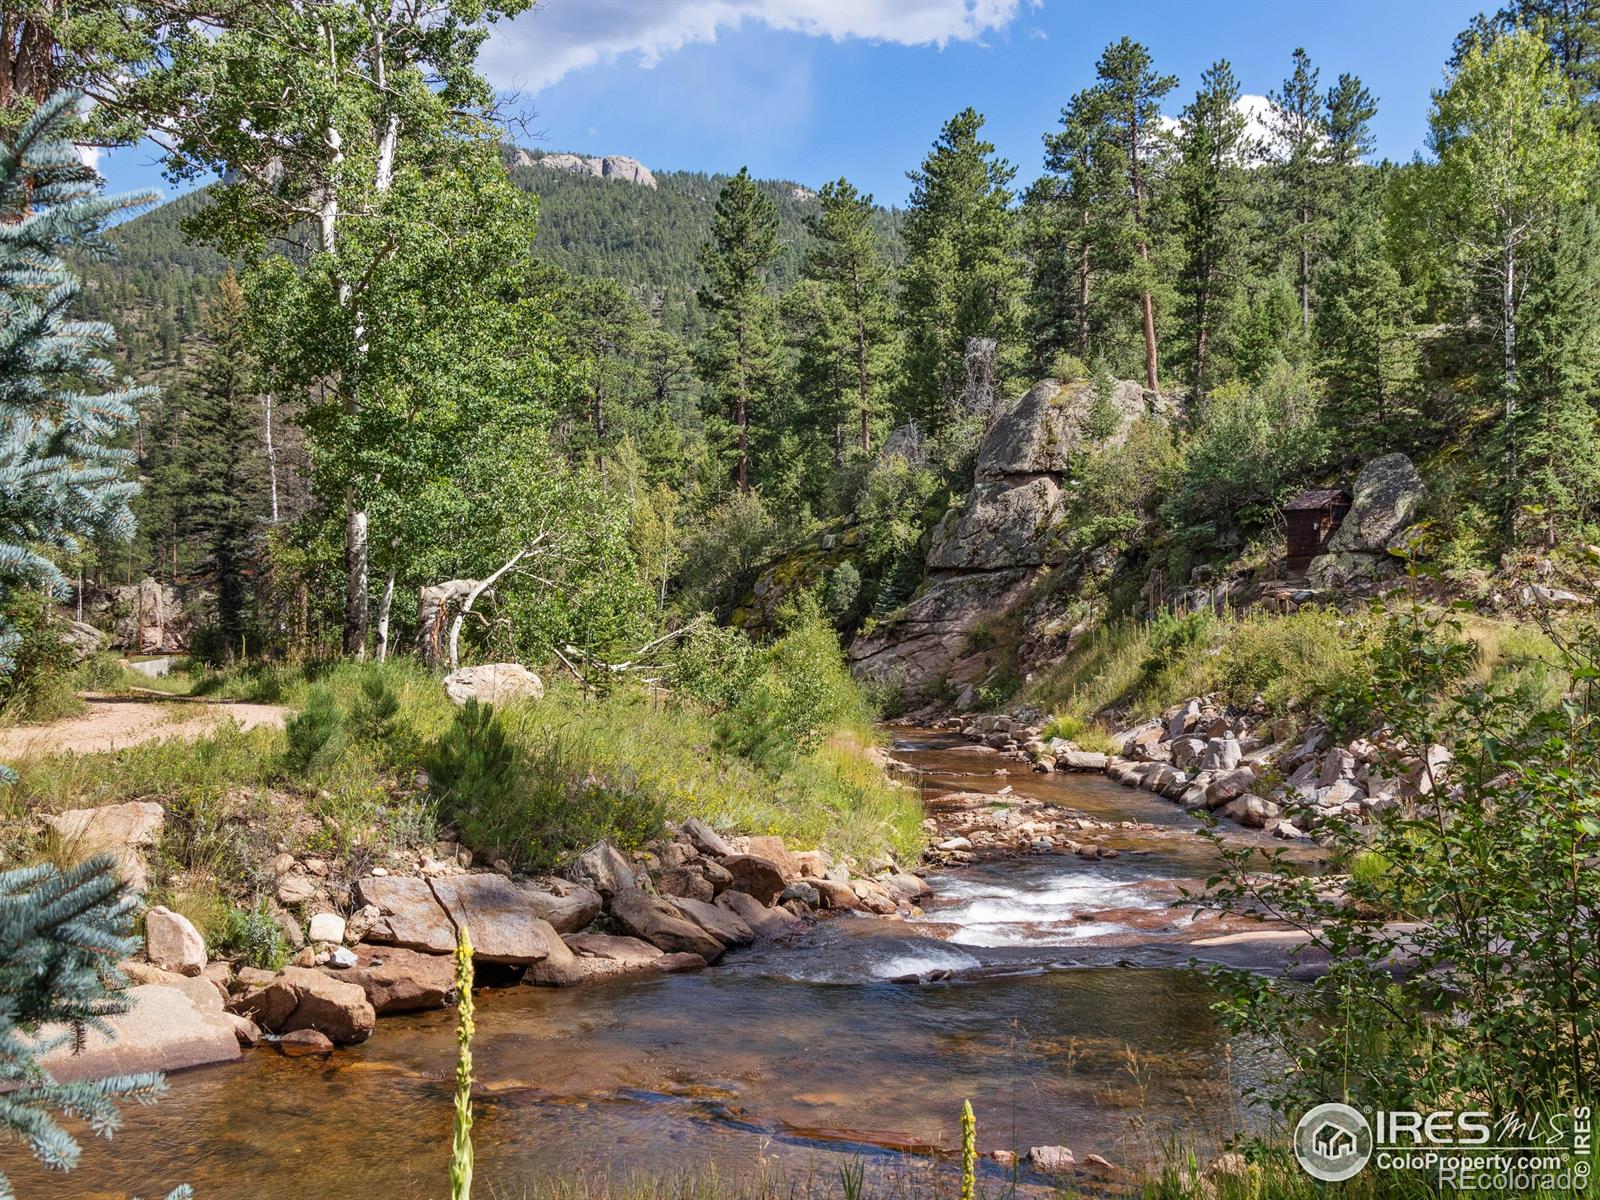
(34, 984), (240, 1082)
(355, 875), (457, 954)
(428, 874), (563, 964)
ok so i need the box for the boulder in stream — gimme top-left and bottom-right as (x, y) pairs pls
(608, 889), (725, 961)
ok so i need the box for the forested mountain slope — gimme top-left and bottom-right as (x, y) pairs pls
(84, 152), (904, 380)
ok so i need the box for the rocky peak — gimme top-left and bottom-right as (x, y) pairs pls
(514, 150), (657, 189)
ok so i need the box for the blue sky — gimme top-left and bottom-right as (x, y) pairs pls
(99, 0), (1491, 208)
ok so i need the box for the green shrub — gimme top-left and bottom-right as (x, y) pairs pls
(821, 562), (861, 621)
(0, 592), (81, 724)
(1214, 607), (1369, 714)
(426, 700), (518, 821)
(215, 900), (290, 970)
(1205, 605), (1600, 1121)
(280, 685), (344, 777)
(73, 652), (127, 691)
(719, 597), (873, 774)
(668, 623), (758, 712)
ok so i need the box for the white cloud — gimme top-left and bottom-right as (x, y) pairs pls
(75, 144), (103, 171)
(1159, 94), (1287, 163)
(483, 0), (1024, 91)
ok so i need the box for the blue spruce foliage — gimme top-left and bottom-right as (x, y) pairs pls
(0, 96), (187, 1199)
(0, 91), (154, 677)
(0, 855), (178, 1198)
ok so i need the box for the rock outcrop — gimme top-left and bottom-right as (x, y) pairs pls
(851, 377), (1175, 695)
(514, 150), (657, 188)
(105, 576), (190, 653)
(1308, 453), (1424, 587)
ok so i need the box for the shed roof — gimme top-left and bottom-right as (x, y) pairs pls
(1283, 488), (1349, 512)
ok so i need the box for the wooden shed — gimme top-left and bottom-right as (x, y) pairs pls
(1283, 488), (1351, 575)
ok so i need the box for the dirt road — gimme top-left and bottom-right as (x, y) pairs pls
(0, 694), (289, 758)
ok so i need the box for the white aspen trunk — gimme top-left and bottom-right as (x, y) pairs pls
(375, 568), (396, 663)
(263, 392), (280, 523)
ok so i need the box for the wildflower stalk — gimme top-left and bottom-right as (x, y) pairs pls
(450, 926), (475, 1200)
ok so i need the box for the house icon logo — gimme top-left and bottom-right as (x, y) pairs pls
(1294, 1103), (1373, 1181)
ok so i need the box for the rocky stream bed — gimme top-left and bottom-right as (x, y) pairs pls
(9, 730), (1326, 1199)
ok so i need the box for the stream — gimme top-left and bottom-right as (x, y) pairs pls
(15, 730), (1317, 1199)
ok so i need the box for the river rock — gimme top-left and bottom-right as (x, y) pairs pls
(1200, 735), (1242, 771)
(1028, 1146), (1076, 1172)
(564, 841), (641, 899)
(1057, 749), (1109, 771)
(40, 801), (164, 892)
(850, 878), (898, 914)
(656, 865), (715, 903)
(778, 882), (821, 908)
(144, 906), (205, 976)
(307, 912), (346, 944)
(329, 945), (455, 1014)
(522, 929), (586, 986)
(1219, 794), (1280, 829)
(229, 966), (376, 1045)
(355, 876), (456, 954)
(277, 1028), (334, 1057)
(653, 952), (709, 974)
(608, 889), (725, 961)
(428, 874), (564, 965)
(1204, 768), (1256, 808)
(716, 888), (804, 938)
(520, 878), (602, 934)
(879, 873), (933, 903)
(810, 877), (862, 911)
(1327, 453), (1424, 554)
(565, 934), (663, 967)
(670, 895), (755, 948)
(34, 983), (239, 1082)
(793, 850), (830, 878)
(721, 854), (787, 905)
(443, 663), (544, 707)
(680, 817), (734, 859)
(227, 1013), (262, 1047)
(741, 835), (802, 881)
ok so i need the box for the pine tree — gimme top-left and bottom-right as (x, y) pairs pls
(172, 272), (268, 656)
(697, 168), (780, 493)
(1268, 48), (1327, 336)
(0, 91), (150, 681)
(1035, 87), (1116, 369)
(1087, 39), (1177, 391)
(897, 108), (1022, 429)
(799, 178), (894, 454)
(1174, 60), (1252, 394)
(0, 855), (185, 1198)
(1509, 204), (1600, 545)
(1316, 226), (1415, 455)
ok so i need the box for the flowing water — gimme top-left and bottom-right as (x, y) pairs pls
(13, 731), (1315, 1199)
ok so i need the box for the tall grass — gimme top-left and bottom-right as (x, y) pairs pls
(1025, 603), (1573, 733)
